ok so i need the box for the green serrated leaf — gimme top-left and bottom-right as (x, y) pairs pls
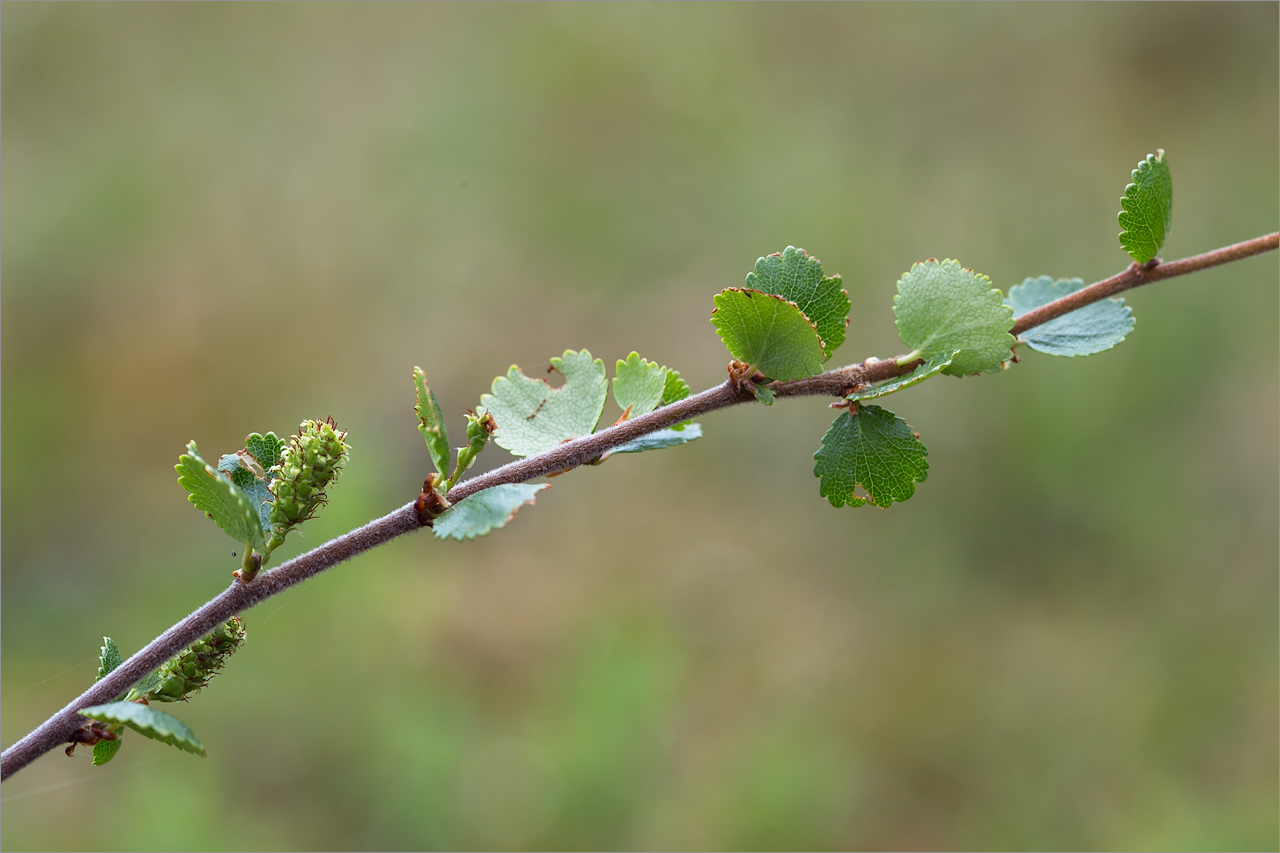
(813, 404), (929, 508)
(97, 637), (123, 681)
(480, 350), (608, 458)
(893, 259), (1014, 376)
(752, 382), (776, 405)
(245, 433), (285, 475)
(613, 352), (667, 418)
(1006, 277), (1135, 357)
(413, 367), (451, 477)
(711, 288), (827, 381)
(746, 247), (850, 359)
(176, 442), (266, 553)
(660, 369), (690, 407)
(92, 735), (122, 766)
(846, 352), (958, 403)
(433, 483), (549, 541)
(79, 702), (205, 756)
(1118, 149), (1172, 264)
(218, 453), (274, 536)
(612, 423), (703, 455)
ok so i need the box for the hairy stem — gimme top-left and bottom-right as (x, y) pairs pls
(3, 232), (1275, 781)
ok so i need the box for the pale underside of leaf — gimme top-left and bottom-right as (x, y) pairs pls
(1118, 149), (1172, 264)
(610, 423), (703, 455)
(711, 288), (826, 381)
(613, 352), (668, 418)
(813, 404), (929, 508)
(1005, 277), (1135, 357)
(846, 352), (958, 402)
(434, 483), (549, 540)
(480, 350), (608, 458)
(219, 453), (274, 536)
(893, 259), (1014, 376)
(79, 701), (206, 756)
(746, 246), (850, 358)
(177, 442), (266, 552)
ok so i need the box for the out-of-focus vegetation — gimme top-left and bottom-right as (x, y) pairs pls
(2, 4), (1276, 850)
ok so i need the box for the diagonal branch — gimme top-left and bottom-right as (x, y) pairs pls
(3, 232), (1275, 781)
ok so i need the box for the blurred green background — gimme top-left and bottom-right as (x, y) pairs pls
(3, 4), (1276, 850)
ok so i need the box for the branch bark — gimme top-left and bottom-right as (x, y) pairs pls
(3, 232), (1275, 781)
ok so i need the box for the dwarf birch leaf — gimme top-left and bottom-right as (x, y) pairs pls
(711, 288), (826, 381)
(80, 702), (205, 756)
(480, 350), (608, 458)
(97, 637), (123, 681)
(244, 432), (285, 475)
(613, 353), (668, 418)
(92, 736), (122, 766)
(1006, 277), (1135, 357)
(746, 246), (850, 358)
(413, 367), (451, 477)
(1118, 149), (1172, 263)
(612, 423), (703, 455)
(177, 442), (266, 552)
(218, 453), (274, 536)
(813, 404), (929, 508)
(433, 483), (549, 540)
(893, 259), (1014, 376)
(660, 369), (690, 406)
(752, 382), (777, 405)
(846, 352), (958, 403)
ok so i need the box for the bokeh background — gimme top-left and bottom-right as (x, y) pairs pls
(3, 4), (1277, 850)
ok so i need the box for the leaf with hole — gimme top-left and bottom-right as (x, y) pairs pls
(79, 702), (205, 756)
(433, 483), (549, 540)
(1118, 149), (1172, 264)
(1006, 277), (1135, 357)
(846, 352), (958, 403)
(893, 259), (1014, 376)
(746, 246), (850, 358)
(813, 404), (929, 508)
(177, 442), (266, 553)
(480, 350), (608, 458)
(613, 352), (667, 418)
(711, 288), (826, 381)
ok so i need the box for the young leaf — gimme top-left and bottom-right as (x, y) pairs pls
(244, 432), (285, 475)
(176, 442), (266, 553)
(752, 382), (777, 405)
(92, 736), (122, 766)
(413, 367), (451, 477)
(97, 637), (123, 681)
(79, 702), (205, 756)
(711, 288), (826, 381)
(433, 483), (549, 541)
(660, 369), (690, 407)
(846, 352), (958, 403)
(611, 423), (703, 455)
(613, 352), (668, 418)
(218, 453), (274, 536)
(893, 259), (1014, 376)
(1118, 149), (1172, 264)
(480, 349), (608, 458)
(1005, 277), (1135, 357)
(745, 247), (850, 358)
(813, 404), (929, 508)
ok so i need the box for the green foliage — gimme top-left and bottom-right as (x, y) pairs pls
(79, 702), (205, 757)
(711, 288), (827, 381)
(611, 423), (704, 455)
(482, 349), (608, 457)
(97, 637), (122, 681)
(845, 352), (958, 403)
(414, 367), (451, 478)
(1006, 277), (1135, 356)
(893, 259), (1015, 376)
(744, 247), (850, 358)
(660, 369), (690, 407)
(813, 404), (929, 508)
(1119, 149), (1172, 263)
(613, 352), (667, 418)
(176, 442), (266, 553)
(91, 737), (122, 766)
(434, 484), (549, 540)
